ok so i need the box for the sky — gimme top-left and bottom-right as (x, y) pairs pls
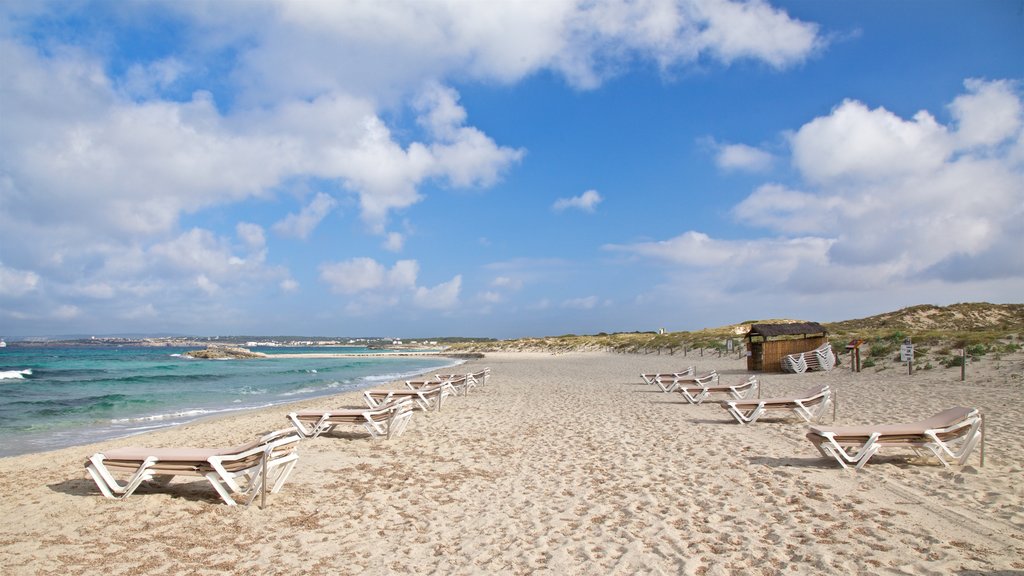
(1, 1), (1022, 339)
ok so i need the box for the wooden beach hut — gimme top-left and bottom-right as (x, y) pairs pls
(745, 322), (829, 372)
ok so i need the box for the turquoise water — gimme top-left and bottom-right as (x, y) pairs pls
(0, 345), (460, 457)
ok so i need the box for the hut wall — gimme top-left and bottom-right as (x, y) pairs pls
(760, 335), (828, 372)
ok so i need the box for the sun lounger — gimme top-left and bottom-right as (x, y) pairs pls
(364, 382), (450, 412)
(435, 369), (489, 394)
(641, 366), (694, 387)
(431, 374), (472, 396)
(676, 375), (759, 405)
(721, 383), (831, 424)
(806, 406), (984, 470)
(652, 370), (718, 393)
(85, 428), (301, 506)
(287, 398), (414, 440)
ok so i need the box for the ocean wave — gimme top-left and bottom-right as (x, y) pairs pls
(109, 403), (275, 424)
(0, 369), (32, 380)
(278, 380), (347, 397)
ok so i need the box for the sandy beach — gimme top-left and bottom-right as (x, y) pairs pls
(0, 350), (1021, 575)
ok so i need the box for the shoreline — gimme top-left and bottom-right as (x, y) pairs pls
(0, 350), (1021, 573)
(0, 353), (468, 460)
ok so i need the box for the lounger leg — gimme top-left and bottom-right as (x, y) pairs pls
(86, 455), (160, 499)
(203, 472), (240, 506)
(287, 413), (326, 438)
(725, 403), (764, 424)
(388, 410), (413, 439)
(816, 433), (881, 470)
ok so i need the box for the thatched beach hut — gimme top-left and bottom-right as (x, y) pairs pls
(745, 322), (829, 372)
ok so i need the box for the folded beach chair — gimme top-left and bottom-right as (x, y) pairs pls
(287, 398), (414, 440)
(721, 383), (831, 425)
(431, 374), (472, 396)
(85, 428), (301, 506)
(364, 382), (450, 412)
(806, 406), (983, 470)
(641, 366), (694, 387)
(472, 368), (491, 386)
(676, 375), (759, 405)
(652, 370), (718, 393)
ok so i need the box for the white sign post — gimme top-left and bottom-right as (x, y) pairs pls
(900, 339), (914, 374)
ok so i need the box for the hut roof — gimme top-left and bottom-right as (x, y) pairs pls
(746, 322), (827, 339)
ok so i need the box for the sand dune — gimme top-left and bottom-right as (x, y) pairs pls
(0, 350), (1021, 574)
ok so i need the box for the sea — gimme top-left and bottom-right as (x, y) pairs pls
(0, 344), (461, 458)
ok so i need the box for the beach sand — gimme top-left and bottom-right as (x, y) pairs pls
(0, 350), (1021, 574)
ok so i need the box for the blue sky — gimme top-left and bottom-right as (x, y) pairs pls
(1, 1), (1022, 339)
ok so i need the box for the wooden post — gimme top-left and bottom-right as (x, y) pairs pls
(961, 348), (966, 381)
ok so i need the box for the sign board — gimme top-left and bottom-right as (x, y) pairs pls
(726, 338), (734, 352)
(900, 343), (914, 362)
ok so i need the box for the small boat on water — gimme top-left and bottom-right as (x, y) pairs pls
(0, 339), (6, 348)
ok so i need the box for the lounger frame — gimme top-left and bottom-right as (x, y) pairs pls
(287, 399), (414, 440)
(808, 408), (984, 470)
(723, 384), (832, 425)
(677, 376), (759, 405)
(653, 370), (718, 393)
(641, 367), (694, 387)
(85, 428), (301, 506)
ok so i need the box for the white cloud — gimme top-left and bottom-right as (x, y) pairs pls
(949, 78), (1022, 149)
(553, 189), (603, 213)
(383, 232), (405, 252)
(715, 143), (774, 172)
(319, 257), (392, 295)
(732, 183), (844, 234)
(414, 275), (462, 310)
(612, 79), (1024, 298)
(694, 0), (822, 68)
(0, 264), (40, 297)
(492, 276), (524, 290)
(562, 295), (601, 310)
(790, 99), (952, 185)
(178, 0), (822, 97)
(319, 257), (458, 310)
(272, 192), (338, 239)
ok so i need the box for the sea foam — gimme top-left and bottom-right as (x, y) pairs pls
(0, 369), (32, 380)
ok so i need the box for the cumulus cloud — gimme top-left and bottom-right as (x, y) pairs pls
(0, 0), (827, 333)
(177, 0), (822, 97)
(611, 78), (1024, 297)
(949, 78), (1022, 149)
(0, 263), (40, 297)
(319, 257), (461, 311)
(272, 192), (338, 239)
(715, 142), (775, 172)
(562, 295), (601, 310)
(414, 275), (462, 310)
(553, 189), (603, 213)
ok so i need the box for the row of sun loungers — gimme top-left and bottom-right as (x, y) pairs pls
(641, 368), (983, 470)
(85, 367), (491, 506)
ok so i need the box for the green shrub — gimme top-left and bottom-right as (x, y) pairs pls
(942, 355), (965, 368)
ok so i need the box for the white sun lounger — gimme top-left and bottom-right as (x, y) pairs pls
(676, 375), (759, 405)
(641, 366), (694, 387)
(652, 370), (718, 393)
(364, 382), (450, 412)
(721, 383), (831, 425)
(287, 398), (414, 440)
(85, 428), (301, 506)
(806, 406), (984, 470)
(430, 374), (471, 396)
